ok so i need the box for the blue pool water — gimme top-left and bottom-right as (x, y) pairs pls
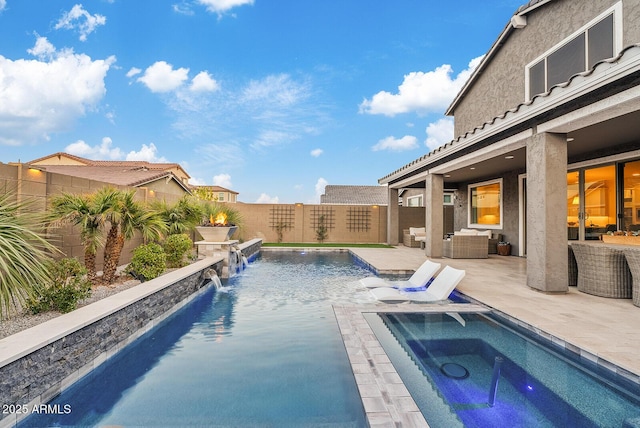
(368, 312), (640, 428)
(21, 252), (374, 427)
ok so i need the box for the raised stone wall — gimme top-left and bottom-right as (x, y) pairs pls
(0, 257), (227, 427)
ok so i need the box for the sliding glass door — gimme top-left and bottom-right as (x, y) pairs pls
(567, 165), (617, 241)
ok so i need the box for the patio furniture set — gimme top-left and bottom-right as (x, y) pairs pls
(570, 242), (640, 307)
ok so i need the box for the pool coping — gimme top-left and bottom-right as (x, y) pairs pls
(333, 303), (490, 428)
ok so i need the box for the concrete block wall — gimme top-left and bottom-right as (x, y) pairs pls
(233, 203), (388, 244)
(0, 257), (225, 427)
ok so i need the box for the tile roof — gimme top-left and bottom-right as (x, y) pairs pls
(381, 44), (640, 184)
(191, 185), (239, 194)
(30, 164), (188, 190)
(28, 152), (190, 178)
(320, 185), (388, 205)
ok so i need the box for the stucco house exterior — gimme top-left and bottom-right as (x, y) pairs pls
(380, 0), (640, 293)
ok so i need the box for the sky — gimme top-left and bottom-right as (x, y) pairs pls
(0, 0), (525, 203)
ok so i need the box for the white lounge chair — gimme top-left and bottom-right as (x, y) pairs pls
(359, 260), (441, 289)
(369, 265), (465, 303)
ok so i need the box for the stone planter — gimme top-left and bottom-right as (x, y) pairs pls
(196, 225), (238, 242)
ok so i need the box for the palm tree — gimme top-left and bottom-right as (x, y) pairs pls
(0, 193), (60, 318)
(102, 189), (167, 284)
(49, 191), (113, 284)
(152, 196), (203, 235)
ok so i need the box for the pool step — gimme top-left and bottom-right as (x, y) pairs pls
(367, 313), (464, 427)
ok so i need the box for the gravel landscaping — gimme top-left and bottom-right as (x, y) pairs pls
(0, 275), (141, 340)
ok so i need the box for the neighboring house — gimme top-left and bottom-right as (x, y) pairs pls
(320, 185), (388, 205)
(26, 153), (192, 199)
(28, 152), (192, 187)
(191, 185), (239, 203)
(379, 0), (640, 293)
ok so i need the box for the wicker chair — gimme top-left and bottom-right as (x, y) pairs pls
(568, 245), (578, 286)
(621, 247), (640, 307)
(403, 228), (425, 248)
(442, 235), (488, 259)
(571, 243), (632, 298)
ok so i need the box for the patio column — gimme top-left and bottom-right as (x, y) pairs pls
(526, 132), (568, 293)
(424, 173), (443, 258)
(387, 187), (399, 245)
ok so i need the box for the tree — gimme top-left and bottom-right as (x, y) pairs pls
(101, 188), (166, 284)
(49, 191), (113, 284)
(0, 193), (60, 318)
(152, 196), (203, 235)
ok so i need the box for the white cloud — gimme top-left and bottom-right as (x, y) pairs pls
(197, 0), (254, 16)
(212, 173), (232, 188)
(425, 117), (454, 150)
(188, 176), (207, 186)
(0, 37), (115, 146)
(125, 143), (168, 162)
(359, 55), (484, 117)
(173, 2), (195, 15)
(65, 137), (123, 159)
(372, 135), (418, 152)
(256, 193), (279, 203)
(310, 148), (323, 157)
(314, 177), (328, 203)
(138, 61), (189, 93)
(55, 4), (106, 42)
(242, 74), (308, 107)
(190, 71), (219, 92)
(0, 0), (6, 12)
(126, 67), (142, 78)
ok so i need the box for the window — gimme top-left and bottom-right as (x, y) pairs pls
(218, 192), (225, 202)
(443, 192), (454, 205)
(407, 195), (423, 207)
(526, 4), (620, 100)
(468, 179), (502, 229)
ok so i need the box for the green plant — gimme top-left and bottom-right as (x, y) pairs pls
(315, 215), (328, 243)
(163, 233), (193, 267)
(49, 191), (113, 284)
(273, 221), (289, 243)
(100, 188), (167, 284)
(27, 258), (91, 314)
(0, 193), (61, 319)
(127, 243), (167, 281)
(152, 196), (203, 235)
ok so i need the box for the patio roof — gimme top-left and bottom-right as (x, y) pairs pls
(380, 44), (640, 188)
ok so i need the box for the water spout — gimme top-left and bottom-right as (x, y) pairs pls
(488, 356), (503, 407)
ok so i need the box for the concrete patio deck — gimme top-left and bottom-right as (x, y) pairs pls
(350, 245), (640, 378)
(342, 245), (640, 427)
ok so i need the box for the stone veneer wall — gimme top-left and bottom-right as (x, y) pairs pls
(0, 256), (234, 427)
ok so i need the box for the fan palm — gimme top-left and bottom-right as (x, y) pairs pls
(49, 191), (113, 284)
(152, 196), (203, 235)
(0, 193), (60, 318)
(102, 189), (167, 284)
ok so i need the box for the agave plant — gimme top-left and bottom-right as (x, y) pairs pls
(0, 193), (60, 319)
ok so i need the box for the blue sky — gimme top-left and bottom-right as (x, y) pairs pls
(0, 0), (524, 203)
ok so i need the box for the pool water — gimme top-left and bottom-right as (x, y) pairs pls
(21, 252), (373, 427)
(369, 312), (640, 428)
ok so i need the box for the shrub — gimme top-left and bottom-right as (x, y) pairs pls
(27, 258), (92, 314)
(163, 233), (193, 267)
(127, 243), (166, 281)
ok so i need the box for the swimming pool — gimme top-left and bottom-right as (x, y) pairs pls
(21, 251), (373, 427)
(366, 312), (640, 427)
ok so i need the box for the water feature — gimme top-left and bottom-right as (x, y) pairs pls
(20, 252), (372, 427)
(367, 312), (640, 427)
